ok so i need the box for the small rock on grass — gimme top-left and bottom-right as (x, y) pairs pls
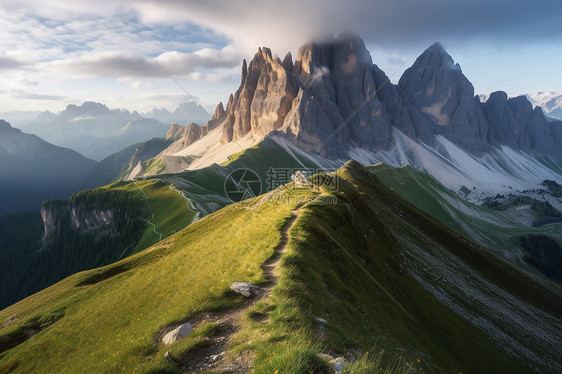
(162, 322), (192, 345)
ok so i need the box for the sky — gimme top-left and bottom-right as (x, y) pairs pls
(1, 0), (561, 114)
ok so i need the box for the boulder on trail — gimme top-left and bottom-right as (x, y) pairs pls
(162, 322), (192, 345)
(230, 282), (259, 297)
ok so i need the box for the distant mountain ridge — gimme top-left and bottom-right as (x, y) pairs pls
(0, 120), (96, 215)
(527, 92), (562, 120)
(143, 101), (211, 126)
(13, 101), (210, 160)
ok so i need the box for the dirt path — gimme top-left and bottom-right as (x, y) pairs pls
(161, 209), (302, 373)
(134, 181), (163, 241)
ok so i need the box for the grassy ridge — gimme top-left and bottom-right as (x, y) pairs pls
(2, 163), (558, 373)
(106, 179), (197, 252)
(0, 185), (304, 373)
(231, 165), (541, 374)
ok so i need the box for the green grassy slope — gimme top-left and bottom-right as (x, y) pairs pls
(1, 162), (559, 373)
(2, 134), (320, 310)
(0, 179), (194, 309)
(0, 181), (302, 373)
(369, 163), (562, 280)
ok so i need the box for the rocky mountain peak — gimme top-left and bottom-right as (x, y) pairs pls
(507, 95), (534, 120)
(241, 59), (248, 85)
(281, 51), (293, 71)
(166, 123), (183, 140)
(487, 90), (509, 104)
(398, 41), (488, 150)
(63, 101), (111, 117)
(335, 32), (373, 65)
(0, 120), (23, 138)
(220, 43), (299, 144)
(212, 102), (226, 121)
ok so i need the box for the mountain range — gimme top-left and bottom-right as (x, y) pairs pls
(1, 33), (561, 374)
(131, 34), (561, 203)
(143, 101), (211, 127)
(13, 101), (210, 160)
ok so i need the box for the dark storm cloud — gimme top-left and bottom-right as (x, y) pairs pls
(351, 0), (562, 46)
(131, 0), (562, 50)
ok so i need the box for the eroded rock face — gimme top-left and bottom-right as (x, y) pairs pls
(482, 91), (531, 150)
(69, 205), (114, 233)
(41, 200), (118, 243)
(220, 48), (300, 143)
(284, 34), (394, 155)
(41, 200), (68, 242)
(166, 123), (183, 140)
(212, 102), (226, 122)
(481, 91), (562, 155)
(161, 121), (217, 156)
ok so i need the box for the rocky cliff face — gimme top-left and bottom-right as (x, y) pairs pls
(155, 33), (562, 164)
(41, 200), (67, 243)
(220, 47), (300, 144)
(482, 91), (532, 150)
(41, 199), (124, 244)
(481, 91), (562, 154)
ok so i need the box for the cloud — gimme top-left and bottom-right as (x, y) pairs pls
(15, 79), (39, 87)
(156, 46), (240, 73)
(0, 56), (27, 70)
(3, 1), (562, 65)
(9, 90), (66, 100)
(128, 0), (562, 52)
(1, 0), (561, 112)
(49, 45), (240, 80)
(51, 53), (164, 79)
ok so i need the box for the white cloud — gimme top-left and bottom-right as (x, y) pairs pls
(8, 89), (66, 101)
(47, 45), (240, 80)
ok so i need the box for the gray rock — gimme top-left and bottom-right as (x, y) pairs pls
(230, 282), (259, 297)
(330, 356), (345, 373)
(291, 170), (310, 187)
(162, 322), (192, 345)
(317, 353), (345, 374)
